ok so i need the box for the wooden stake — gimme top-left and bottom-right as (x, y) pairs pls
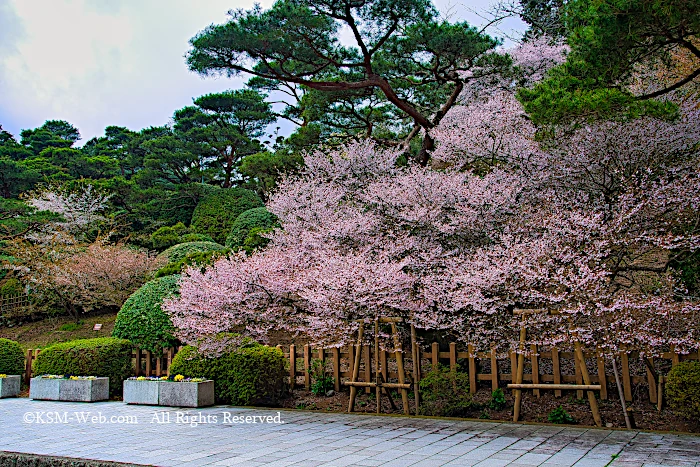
(490, 347), (499, 392)
(596, 349), (607, 400)
(304, 344), (311, 391)
(410, 323), (420, 413)
(574, 342), (602, 427)
(512, 319), (527, 423)
(530, 344), (540, 398)
(348, 323), (364, 413)
(332, 347), (340, 392)
(391, 322), (410, 415)
(375, 318), (380, 413)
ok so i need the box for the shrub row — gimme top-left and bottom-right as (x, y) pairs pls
(170, 339), (287, 406)
(32, 337), (133, 396)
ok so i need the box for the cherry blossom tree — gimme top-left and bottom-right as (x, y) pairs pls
(165, 38), (699, 369)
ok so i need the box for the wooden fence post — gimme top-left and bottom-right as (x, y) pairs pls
(304, 344), (311, 391)
(646, 357), (657, 404)
(575, 351), (584, 399)
(24, 349), (33, 385)
(145, 350), (152, 377)
(597, 350), (607, 400)
(332, 347), (340, 392)
(552, 347), (561, 397)
(431, 342), (439, 368)
(490, 348), (498, 392)
(289, 344), (296, 390)
(467, 344), (476, 394)
(363, 345), (371, 394)
(621, 352), (632, 402)
(530, 345), (540, 397)
(134, 347), (141, 376)
(510, 351), (517, 384)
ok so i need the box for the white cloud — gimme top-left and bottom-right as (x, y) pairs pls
(0, 0), (524, 143)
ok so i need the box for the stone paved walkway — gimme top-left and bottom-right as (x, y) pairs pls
(0, 399), (698, 467)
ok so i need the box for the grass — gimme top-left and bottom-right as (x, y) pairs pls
(0, 312), (118, 350)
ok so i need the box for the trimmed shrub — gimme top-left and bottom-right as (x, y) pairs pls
(191, 188), (263, 244)
(180, 233), (214, 243)
(151, 222), (189, 249)
(666, 361), (700, 420)
(0, 338), (25, 375)
(170, 340), (287, 405)
(225, 207), (278, 249)
(158, 241), (225, 264)
(112, 275), (180, 354)
(154, 249), (230, 278)
(33, 338), (133, 395)
(418, 364), (472, 417)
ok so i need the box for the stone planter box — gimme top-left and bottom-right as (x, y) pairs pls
(123, 379), (214, 407)
(0, 375), (21, 398)
(123, 379), (159, 405)
(30, 377), (109, 402)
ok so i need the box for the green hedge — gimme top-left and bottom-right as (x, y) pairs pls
(418, 364), (473, 417)
(158, 241), (224, 264)
(170, 340), (287, 406)
(154, 249), (230, 278)
(225, 207), (278, 249)
(191, 188), (263, 244)
(666, 360), (700, 420)
(0, 338), (25, 375)
(112, 275), (180, 354)
(33, 338), (133, 395)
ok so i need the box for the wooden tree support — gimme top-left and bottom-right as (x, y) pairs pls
(346, 317), (416, 415)
(510, 308), (603, 427)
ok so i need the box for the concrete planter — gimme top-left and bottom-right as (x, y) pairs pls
(124, 379), (214, 407)
(0, 375), (21, 398)
(30, 377), (109, 402)
(159, 380), (214, 408)
(123, 379), (160, 405)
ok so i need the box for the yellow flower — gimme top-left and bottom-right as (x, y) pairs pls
(173, 374), (185, 382)
(160, 376), (168, 380)
(0, 374), (6, 378)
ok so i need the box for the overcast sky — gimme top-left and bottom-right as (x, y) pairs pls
(0, 0), (526, 144)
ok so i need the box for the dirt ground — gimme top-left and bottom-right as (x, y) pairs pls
(280, 386), (700, 433)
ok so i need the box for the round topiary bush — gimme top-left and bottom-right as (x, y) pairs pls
(158, 241), (225, 264)
(170, 340), (287, 406)
(191, 188), (263, 244)
(666, 360), (700, 420)
(0, 338), (25, 375)
(112, 275), (180, 354)
(225, 207), (278, 249)
(32, 338), (132, 395)
(154, 249), (229, 278)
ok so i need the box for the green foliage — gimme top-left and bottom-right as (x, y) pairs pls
(665, 361), (700, 420)
(548, 406), (576, 424)
(418, 364), (472, 417)
(190, 188), (263, 243)
(32, 338), (133, 395)
(0, 338), (25, 375)
(518, 0), (699, 124)
(154, 248), (230, 278)
(309, 359), (334, 396)
(239, 151), (304, 198)
(225, 207), (278, 249)
(59, 321), (83, 332)
(151, 222), (190, 249)
(488, 388), (507, 410)
(180, 233), (214, 243)
(0, 277), (22, 295)
(112, 276), (180, 354)
(158, 241), (225, 264)
(170, 340), (287, 405)
(670, 250), (700, 297)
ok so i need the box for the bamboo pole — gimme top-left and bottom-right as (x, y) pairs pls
(391, 322), (410, 415)
(347, 323), (364, 413)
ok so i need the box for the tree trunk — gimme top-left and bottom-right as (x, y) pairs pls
(417, 132), (434, 167)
